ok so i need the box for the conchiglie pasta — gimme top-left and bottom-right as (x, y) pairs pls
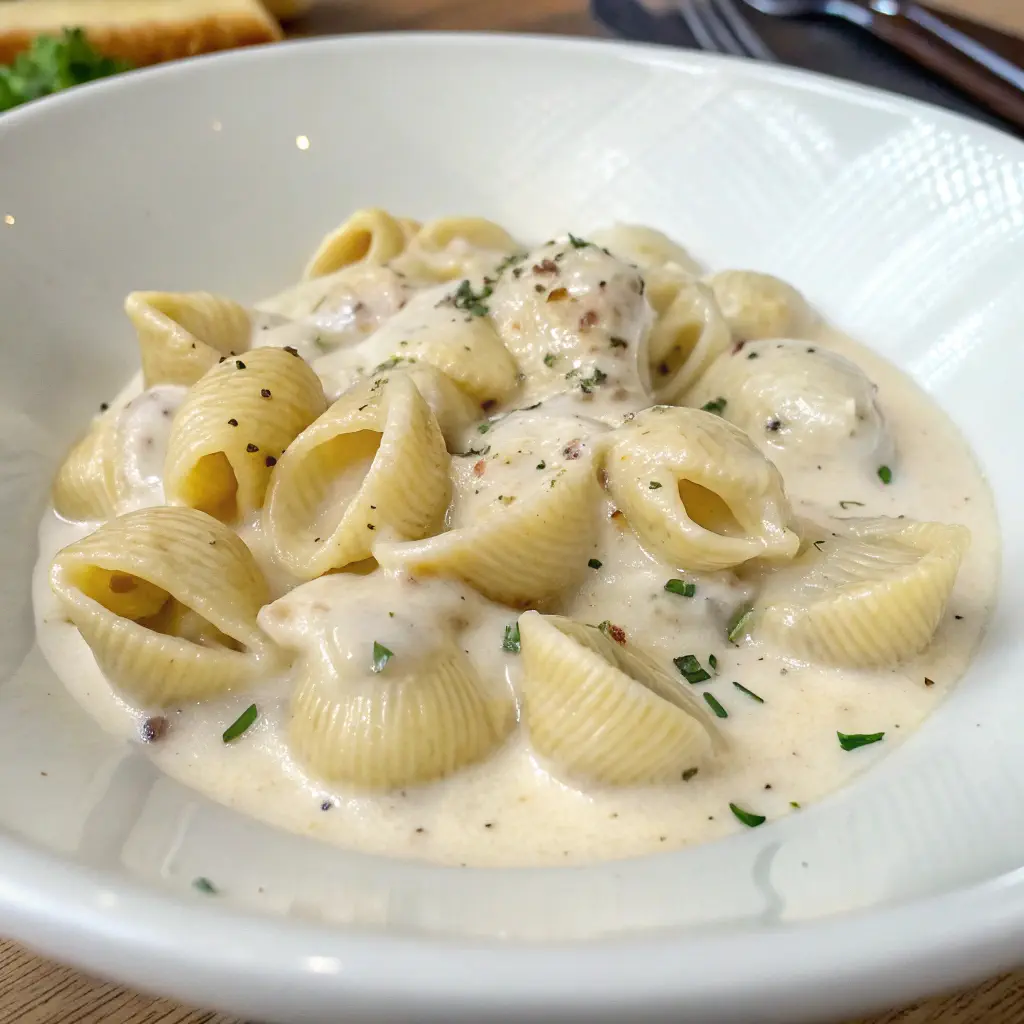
(590, 224), (702, 276)
(376, 455), (602, 608)
(604, 407), (800, 571)
(165, 347), (327, 522)
(125, 291), (252, 388)
(315, 280), (520, 407)
(519, 612), (716, 785)
(50, 506), (276, 705)
(258, 575), (515, 789)
(707, 270), (813, 342)
(52, 412), (120, 521)
(647, 277), (731, 402)
(685, 339), (891, 466)
(265, 372), (451, 580)
(304, 208), (408, 279)
(758, 517), (969, 668)
(394, 216), (520, 281)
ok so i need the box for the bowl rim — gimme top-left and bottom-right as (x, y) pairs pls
(5, 30), (1023, 1022)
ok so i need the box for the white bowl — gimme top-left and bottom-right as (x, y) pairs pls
(0, 32), (1021, 1024)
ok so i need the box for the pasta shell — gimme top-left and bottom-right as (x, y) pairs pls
(265, 372), (451, 579)
(125, 291), (252, 388)
(685, 340), (890, 464)
(376, 457), (601, 608)
(52, 412), (121, 521)
(396, 216), (519, 281)
(402, 364), (482, 445)
(604, 407), (799, 571)
(519, 612), (716, 785)
(304, 208), (408, 279)
(50, 506), (276, 705)
(707, 270), (813, 342)
(589, 224), (703, 276)
(290, 639), (514, 789)
(647, 277), (732, 402)
(758, 517), (970, 667)
(165, 347), (327, 522)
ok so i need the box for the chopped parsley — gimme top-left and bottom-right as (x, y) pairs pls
(837, 730), (885, 751)
(839, 500), (865, 510)
(371, 641), (394, 673)
(664, 579), (696, 598)
(494, 252), (525, 275)
(588, 558), (603, 570)
(648, 481), (663, 490)
(877, 465), (893, 485)
(727, 606), (753, 644)
(536, 460), (546, 470)
(682, 767), (699, 782)
(502, 622), (521, 653)
(543, 352), (557, 368)
(674, 655), (710, 685)
(578, 367), (607, 393)
(708, 654), (718, 672)
(222, 704), (258, 743)
(703, 692), (728, 718)
(701, 397), (727, 415)
(451, 279), (492, 317)
(567, 232), (591, 249)
(729, 803), (766, 828)
(192, 876), (218, 894)
(477, 422), (491, 434)
(732, 681), (764, 703)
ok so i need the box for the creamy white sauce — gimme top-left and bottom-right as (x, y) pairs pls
(33, 234), (1000, 867)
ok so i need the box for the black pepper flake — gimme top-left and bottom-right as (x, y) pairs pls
(321, 800), (332, 811)
(955, 614), (964, 620)
(227, 418), (238, 426)
(766, 418), (782, 432)
(534, 284), (545, 293)
(99, 402), (109, 412)
(265, 455), (277, 467)
(484, 822), (494, 829)
(924, 677), (935, 687)
(261, 388), (272, 399)
(140, 716), (169, 742)
(235, 359), (246, 369)
(284, 345), (300, 356)
(246, 443), (259, 453)
(367, 523), (376, 530)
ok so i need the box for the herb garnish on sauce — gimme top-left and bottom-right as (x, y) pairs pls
(371, 641), (394, 673)
(729, 804), (766, 828)
(703, 692), (728, 718)
(664, 579), (696, 598)
(674, 655), (710, 684)
(877, 465), (893, 485)
(837, 730), (885, 751)
(502, 623), (521, 653)
(222, 704), (258, 743)
(733, 681), (764, 703)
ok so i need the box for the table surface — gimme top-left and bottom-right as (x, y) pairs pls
(6, 0), (1024, 1022)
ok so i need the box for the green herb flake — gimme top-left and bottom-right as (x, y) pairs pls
(536, 460), (546, 470)
(477, 422), (491, 434)
(222, 704), (258, 743)
(578, 367), (608, 393)
(877, 465), (893, 485)
(703, 692), (728, 718)
(451, 279), (492, 317)
(727, 606), (753, 644)
(837, 730), (885, 751)
(839, 500), (865, 510)
(701, 397), (727, 415)
(502, 622), (521, 653)
(567, 232), (591, 249)
(543, 352), (557, 368)
(192, 876), (218, 895)
(732, 681), (764, 704)
(609, 336), (629, 349)
(371, 641), (394, 673)
(649, 481), (663, 490)
(674, 654), (711, 685)
(682, 767), (699, 782)
(588, 558), (603, 570)
(494, 252), (525, 275)
(0, 29), (133, 114)
(664, 579), (696, 598)
(813, 539), (825, 551)
(729, 803), (766, 828)
(790, 801), (801, 809)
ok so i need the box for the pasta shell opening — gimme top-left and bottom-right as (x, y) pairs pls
(304, 208), (408, 279)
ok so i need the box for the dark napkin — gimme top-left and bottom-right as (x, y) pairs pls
(592, 0), (1024, 135)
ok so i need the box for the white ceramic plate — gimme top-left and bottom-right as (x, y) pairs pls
(0, 32), (1021, 1024)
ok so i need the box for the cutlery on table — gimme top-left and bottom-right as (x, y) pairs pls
(676, 0), (1024, 131)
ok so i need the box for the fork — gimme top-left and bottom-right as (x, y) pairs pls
(678, 0), (778, 60)
(738, 0), (1024, 131)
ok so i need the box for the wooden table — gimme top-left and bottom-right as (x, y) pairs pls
(5, 1), (1023, 1021)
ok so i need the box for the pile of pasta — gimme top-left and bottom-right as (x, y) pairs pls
(48, 210), (969, 791)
